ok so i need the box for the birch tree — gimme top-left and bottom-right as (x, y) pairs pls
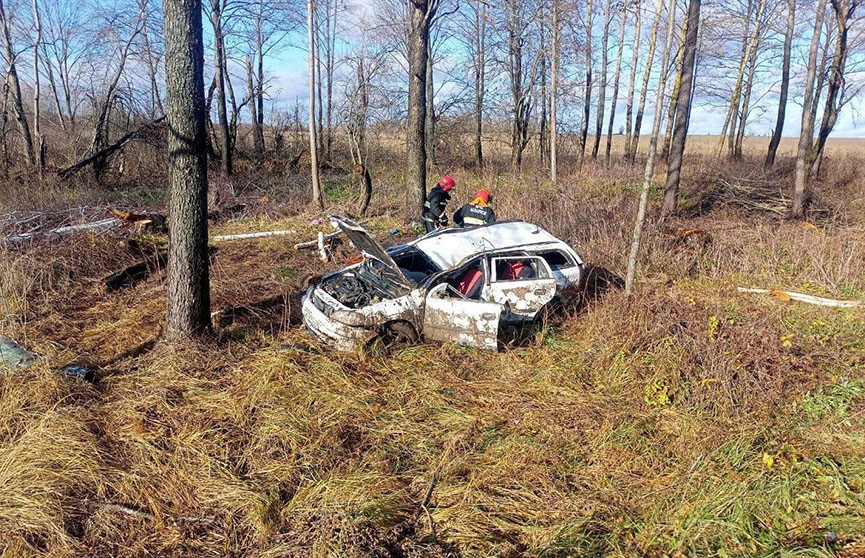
(577, 0), (593, 171)
(308, 0), (323, 208)
(592, 0), (612, 159)
(629, 0), (665, 163)
(605, 2), (627, 165)
(661, 0), (702, 218)
(625, 0), (679, 293)
(0, 0), (34, 165)
(791, 0), (828, 218)
(624, 0), (643, 161)
(765, 0), (795, 167)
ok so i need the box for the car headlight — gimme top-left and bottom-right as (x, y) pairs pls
(330, 310), (368, 327)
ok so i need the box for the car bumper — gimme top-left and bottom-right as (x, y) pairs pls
(301, 292), (375, 351)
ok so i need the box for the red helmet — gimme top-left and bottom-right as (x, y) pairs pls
(438, 175), (456, 191)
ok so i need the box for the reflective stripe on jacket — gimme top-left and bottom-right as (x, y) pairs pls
(455, 203), (495, 227)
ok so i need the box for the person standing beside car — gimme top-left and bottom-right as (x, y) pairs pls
(422, 175), (456, 233)
(454, 188), (496, 228)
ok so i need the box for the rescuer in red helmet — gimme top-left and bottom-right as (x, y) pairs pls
(454, 188), (496, 228)
(422, 175), (456, 233)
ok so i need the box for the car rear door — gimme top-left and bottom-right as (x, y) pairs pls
(422, 283), (500, 350)
(486, 256), (557, 318)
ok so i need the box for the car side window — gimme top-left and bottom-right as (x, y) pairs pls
(536, 250), (575, 271)
(491, 257), (550, 282)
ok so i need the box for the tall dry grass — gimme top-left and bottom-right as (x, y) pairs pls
(1, 140), (864, 556)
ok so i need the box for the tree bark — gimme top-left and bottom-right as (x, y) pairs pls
(660, 0), (701, 218)
(0, 0), (34, 166)
(661, 19), (687, 160)
(407, 0), (434, 213)
(592, 0), (612, 159)
(473, 0), (486, 171)
(808, 0), (856, 180)
(717, 0), (765, 159)
(605, 2), (627, 166)
(162, 0), (211, 339)
(625, 0), (679, 294)
(550, 0), (559, 185)
(734, 33), (760, 159)
(210, 0), (232, 176)
(629, 0), (665, 163)
(791, 0), (828, 218)
(764, 0), (795, 167)
(247, 54), (264, 158)
(577, 0), (593, 172)
(425, 40), (435, 167)
(624, 0), (642, 162)
(308, 0), (323, 208)
(32, 0), (45, 175)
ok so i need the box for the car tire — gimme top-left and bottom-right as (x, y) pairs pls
(375, 321), (419, 351)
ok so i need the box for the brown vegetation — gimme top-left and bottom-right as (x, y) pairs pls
(2, 135), (865, 555)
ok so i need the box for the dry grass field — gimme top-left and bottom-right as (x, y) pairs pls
(1, 136), (864, 557)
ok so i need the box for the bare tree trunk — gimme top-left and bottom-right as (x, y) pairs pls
(661, 19), (687, 161)
(247, 55), (263, 158)
(539, 14), (548, 166)
(624, 0), (642, 162)
(765, 0), (795, 167)
(629, 0), (665, 164)
(660, 0), (701, 218)
(734, 36), (759, 159)
(210, 0), (232, 176)
(625, 0), (679, 294)
(791, 0), (828, 218)
(507, 2), (532, 173)
(407, 0), (434, 214)
(314, 3), (324, 157)
(325, 0), (336, 160)
(1, 75), (9, 174)
(473, 0), (486, 171)
(592, 0), (611, 159)
(717, 0), (765, 159)
(140, 0), (164, 117)
(808, 0), (856, 180)
(31, 0), (45, 175)
(307, 0), (323, 208)
(89, 14), (144, 180)
(0, 0), (34, 166)
(163, 0), (211, 339)
(550, 0), (558, 185)
(256, 11), (265, 150)
(577, 0), (593, 172)
(425, 41), (435, 167)
(605, 3), (627, 165)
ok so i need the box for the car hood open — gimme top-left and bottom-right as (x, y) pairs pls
(330, 216), (411, 287)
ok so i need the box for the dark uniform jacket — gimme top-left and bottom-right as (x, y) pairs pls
(454, 203), (496, 227)
(422, 185), (451, 224)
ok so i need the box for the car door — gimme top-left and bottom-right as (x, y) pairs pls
(422, 283), (501, 350)
(485, 256), (557, 318)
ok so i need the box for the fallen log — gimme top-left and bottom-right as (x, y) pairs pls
(212, 229), (296, 241)
(737, 287), (863, 308)
(102, 250), (168, 291)
(2, 218), (121, 245)
(57, 116), (166, 179)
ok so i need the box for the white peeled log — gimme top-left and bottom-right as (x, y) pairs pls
(211, 229), (296, 241)
(737, 287), (863, 308)
(2, 217), (121, 244)
(317, 231), (329, 262)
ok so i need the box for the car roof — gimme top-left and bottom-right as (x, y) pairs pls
(411, 221), (570, 270)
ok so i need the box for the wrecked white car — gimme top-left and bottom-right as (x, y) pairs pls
(301, 216), (585, 351)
